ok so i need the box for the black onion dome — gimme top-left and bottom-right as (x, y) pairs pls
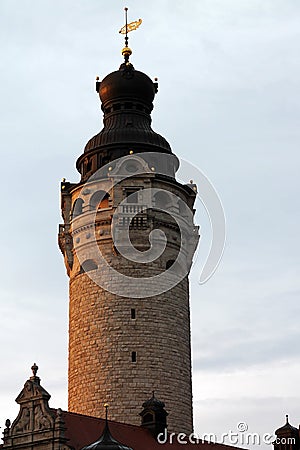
(100, 66), (155, 109)
(275, 416), (299, 435)
(142, 393), (165, 410)
(76, 62), (174, 182)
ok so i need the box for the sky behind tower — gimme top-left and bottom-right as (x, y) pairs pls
(0, 1), (300, 448)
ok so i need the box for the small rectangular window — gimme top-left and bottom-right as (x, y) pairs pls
(132, 351), (137, 363)
(131, 308), (136, 319)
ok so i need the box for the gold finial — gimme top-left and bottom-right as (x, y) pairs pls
(129, 150), (134, 154)
(119, 7), (142, 63)
(122, 47), (132, 58)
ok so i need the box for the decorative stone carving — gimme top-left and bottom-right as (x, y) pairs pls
(34, 404), (51, 430)
(3, 365), (70, 450)
(15, 407), (30, 433)
(3, 418), (11, 440)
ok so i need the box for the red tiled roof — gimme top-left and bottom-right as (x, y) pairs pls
(57, 409), (246, 450)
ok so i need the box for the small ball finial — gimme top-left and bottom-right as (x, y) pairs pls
(31, 363), (38, 377)
(96, 76), (99, 81)
(286, 414), (289, 423)
(129, 150), (134, 155)
(122, 46), (132, 57)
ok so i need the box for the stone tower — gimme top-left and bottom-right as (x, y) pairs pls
(58, 32), (199, 435)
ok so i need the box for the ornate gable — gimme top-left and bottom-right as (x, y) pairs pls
(2, 364), (70, 450)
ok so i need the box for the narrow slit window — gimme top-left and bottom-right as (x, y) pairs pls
(132, 351), (137, 363)
(131, 308), (136, 319)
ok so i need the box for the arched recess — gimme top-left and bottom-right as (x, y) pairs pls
(178, 198), (188, 216)
(90, 190), (110, 210)
(142, 413), (154, 424)
(80, 259), (98, 274)
(154, 191), (171, 209)
(166, 259), (175, 270)
(71, 198), (84, 219)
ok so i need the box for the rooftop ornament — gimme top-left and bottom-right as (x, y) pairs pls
(30, 362), (41, 384)
(119, 7), (142, 64)
(81, 403), (133, 450)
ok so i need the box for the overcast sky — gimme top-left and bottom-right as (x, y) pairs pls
(0, 1), (300, 448)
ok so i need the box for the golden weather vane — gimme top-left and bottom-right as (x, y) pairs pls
(119, 7), (142, 63)
(119, 7), (142, 36)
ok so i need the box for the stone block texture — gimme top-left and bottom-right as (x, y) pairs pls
(59, 163), (198, 435)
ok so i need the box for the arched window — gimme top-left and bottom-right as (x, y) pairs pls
(178, 198), (188, 216)
(80, 259), (98, 273)
(71, 198), (84, 218)
(86, 158), (92, 173)
(154, 191), (171, 209)
(90, 190), (110, 210)
(143, 413), (154, 424)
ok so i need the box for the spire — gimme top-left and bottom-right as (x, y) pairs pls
(275, 414), (299, 435)
(119, 7), (142, 64)
(100, 403), (114, 442)
(80, 404), (133, 450)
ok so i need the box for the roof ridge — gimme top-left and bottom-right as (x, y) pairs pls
(55, 408), (148, 431)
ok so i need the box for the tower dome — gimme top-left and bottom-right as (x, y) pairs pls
(99, 64), (156, 109)
(275, 415), (299, 435)
(76, 59), (174, 182)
